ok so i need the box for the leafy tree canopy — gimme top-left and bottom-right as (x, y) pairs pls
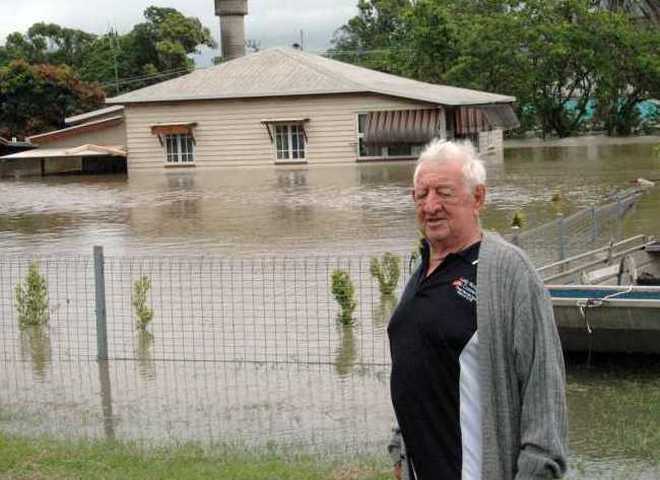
(331, 0), (660, 137)
(0, 5), (216, 137)
(0, 60), (104, 139)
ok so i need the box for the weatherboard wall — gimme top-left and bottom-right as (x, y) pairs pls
(30, 123), (127, 150)
(123, 93), (438, 172)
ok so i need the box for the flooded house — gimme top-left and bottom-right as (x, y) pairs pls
(0, 105), (127, 177)
(103, 46), (519, 176)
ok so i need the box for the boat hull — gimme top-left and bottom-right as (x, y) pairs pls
(552, 298), (660, 354)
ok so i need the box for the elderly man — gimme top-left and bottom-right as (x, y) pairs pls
(387, 140), (567, 480)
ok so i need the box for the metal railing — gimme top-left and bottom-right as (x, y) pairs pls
(508, 189), (642, 267)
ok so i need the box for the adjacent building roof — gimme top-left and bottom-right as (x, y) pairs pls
(0, 144), (126, 160)
(65, 105), (125, 126)
(107, 47), (515, 107)
(28, 116), (124, 145)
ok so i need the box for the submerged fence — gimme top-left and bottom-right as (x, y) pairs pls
(2, 252), (406, 366)
(509, 189), (642, 267)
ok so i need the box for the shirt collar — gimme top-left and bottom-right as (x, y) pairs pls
(421, 238), (481, 266)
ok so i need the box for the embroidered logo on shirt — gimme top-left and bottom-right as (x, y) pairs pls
(452, 277), (477, 303)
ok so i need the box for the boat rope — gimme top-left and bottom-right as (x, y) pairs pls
(575, 283), (634, 335)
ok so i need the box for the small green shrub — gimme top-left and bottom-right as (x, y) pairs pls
(132, 275), (154, 331)
(369, 252), (401, 296)
(331, 270), (356, 326)
(511, 211), (525, 228)
(15, 261), (49, 328)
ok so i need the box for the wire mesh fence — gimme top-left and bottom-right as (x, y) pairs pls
(509, 190), (641, 267)
(1, 253), (412, 366)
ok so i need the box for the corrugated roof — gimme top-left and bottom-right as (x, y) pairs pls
(65, 105), (125, 126)
(107, 48), (515, 107)
(0, 144), (126, 160)
(28, 116), (124, 144)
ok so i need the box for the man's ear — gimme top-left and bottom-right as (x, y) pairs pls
(474, 184), (486, 210)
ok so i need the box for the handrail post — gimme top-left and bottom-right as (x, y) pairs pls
(591, 206), (598, 243)
(94, 246), (109, 361)
(558, 215), (566, 261)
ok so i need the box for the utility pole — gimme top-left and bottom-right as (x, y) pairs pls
(110, 27), (120, 95)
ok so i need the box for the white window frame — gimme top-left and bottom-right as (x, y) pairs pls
(356, 113), (423, 160)
(164, 133), (195, 164)
(273, 124), (306, 163)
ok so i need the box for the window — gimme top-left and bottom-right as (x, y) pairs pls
(165, 134), (194, 164)
(274, 124), (305, 161)
(357, 114), (422, 159)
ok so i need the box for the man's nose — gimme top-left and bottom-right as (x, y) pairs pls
(422, 190), (443, 212)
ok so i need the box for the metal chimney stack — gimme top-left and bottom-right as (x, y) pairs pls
(215, 0), (248, 61)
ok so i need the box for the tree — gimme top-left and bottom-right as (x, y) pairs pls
(2, 6), (218, 94)
(0, 23), (96, 68)
(122, 6), (217, 77)
(591, 10), (660, 134)
(0, 60), (105, 138)
(329, 0), (410, 73)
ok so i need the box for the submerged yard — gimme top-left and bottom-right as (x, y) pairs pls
(0, 139), (659, 479)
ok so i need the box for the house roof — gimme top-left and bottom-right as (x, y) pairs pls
(28, 116), (124, 145)
(0, 144), (126, 160)
(107, 47), (515, 107)
(65, 105), (125, 126)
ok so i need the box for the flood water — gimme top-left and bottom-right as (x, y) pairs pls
(1, 136), (659, 478)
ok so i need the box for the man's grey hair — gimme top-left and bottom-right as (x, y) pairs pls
(413, 139), (487, 193)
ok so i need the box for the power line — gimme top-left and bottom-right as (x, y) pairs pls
(98, 67), (193, 89)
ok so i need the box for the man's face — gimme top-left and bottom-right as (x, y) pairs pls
(412, 159), (485, 250)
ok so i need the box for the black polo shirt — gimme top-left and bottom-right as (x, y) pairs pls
(389, 241), (480, 480)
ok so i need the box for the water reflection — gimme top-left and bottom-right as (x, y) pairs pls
(335, 325), (356, 377)
(97, 360), (115, 440)
(135, 331), (155, 380)
(372, 294), (398, 330)
(19, 325), (52, 379)
(0, 140), (657, 257)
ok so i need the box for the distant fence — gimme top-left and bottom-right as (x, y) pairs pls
(508, 189), (642, 267)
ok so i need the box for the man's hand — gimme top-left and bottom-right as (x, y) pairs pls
(393, 462), (402, 480)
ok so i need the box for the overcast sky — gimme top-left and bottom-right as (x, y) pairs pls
(1, 0), (359, 65)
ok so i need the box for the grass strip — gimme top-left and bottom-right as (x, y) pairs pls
(0, 434), (392, 480)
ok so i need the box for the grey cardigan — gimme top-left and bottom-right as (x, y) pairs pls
(388, 232), (568, 480)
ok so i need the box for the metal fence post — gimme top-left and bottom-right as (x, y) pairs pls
(591, 206), (598, 243)
(94, 246), (109, 361)
(511, 226), (520, 247)
(617, 197), (625, 241)
(558, 215), (566, 261)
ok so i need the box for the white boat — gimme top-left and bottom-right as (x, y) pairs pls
(539, 235), (660, 354)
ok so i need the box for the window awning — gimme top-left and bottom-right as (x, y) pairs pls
(151, 122), (197, 146)
(260, 118), (310, 142)
(363, 109), (442, 146)
(478, 104), (520, 130)
(454, 104), (520, 135)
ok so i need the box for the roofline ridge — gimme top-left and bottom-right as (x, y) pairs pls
(276, 48), (366, 91)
